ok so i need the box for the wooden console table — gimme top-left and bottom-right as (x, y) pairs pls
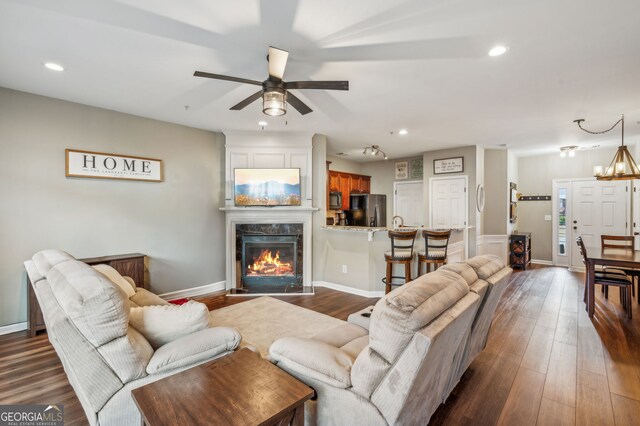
(27, 253), (146, 337)
(132, 348), (314, 426)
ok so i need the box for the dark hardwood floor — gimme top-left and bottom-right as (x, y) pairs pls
(2, 266), (640, 425)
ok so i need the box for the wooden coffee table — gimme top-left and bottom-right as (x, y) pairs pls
(132, 348), (314, 426)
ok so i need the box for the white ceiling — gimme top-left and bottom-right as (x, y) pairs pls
(1, 0), (640, 161)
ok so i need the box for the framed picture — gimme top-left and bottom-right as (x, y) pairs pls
(409, 158), (424, 179)
(433, 157), (464, 174)
(395, 161), (408, 180)
(66, 149), (163, 182)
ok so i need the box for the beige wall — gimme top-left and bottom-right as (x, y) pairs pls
(484, 149), (508, 234)
(0, 88), (226, 328)
(517, 146), (619, 261)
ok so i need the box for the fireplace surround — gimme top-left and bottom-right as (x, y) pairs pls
(234, 224), (304, 293)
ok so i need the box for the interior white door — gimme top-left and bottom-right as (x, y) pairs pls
(570, 180), (628, 269)
(430, 177), (467, 228)
(394, 181), (424, 226)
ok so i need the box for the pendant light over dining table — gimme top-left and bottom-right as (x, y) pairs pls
(574, 114), (640, 180)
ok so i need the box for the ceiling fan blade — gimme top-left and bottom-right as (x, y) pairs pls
(194, 71), (262, 86)
(286, 91), (313, 115)
(268, 46), (289, 81)
(285, 81), (349, 91)
(230, 90), (264, 110)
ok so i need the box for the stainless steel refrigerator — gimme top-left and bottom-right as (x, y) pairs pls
(347, 194), (387, 227)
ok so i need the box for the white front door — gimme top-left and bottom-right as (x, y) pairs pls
(430, 177), (468, 228)
(394, 181), (424, 226)
(570, 179), (628, 269)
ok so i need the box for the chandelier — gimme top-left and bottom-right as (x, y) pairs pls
(362, 145), (388, 160)
(574, 114), (640, 180)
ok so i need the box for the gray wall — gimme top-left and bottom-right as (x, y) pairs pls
(361, 156), (423, 225)
(517, 146), (618, 261)
(0, 88), (226, 328)
(484, 149), (508, 234)
(327, 155), (362, 174)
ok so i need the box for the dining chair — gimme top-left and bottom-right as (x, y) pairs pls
(601, 235), (638, 299)
(577, 236), (632, 319)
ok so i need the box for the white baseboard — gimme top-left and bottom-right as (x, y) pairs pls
(0, 321), (27, 336)
(159, 281), (226, 300)
(531, 259), (554, 266)
(313, 281), (384, 298)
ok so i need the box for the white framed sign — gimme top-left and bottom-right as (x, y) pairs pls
(395, 161), (408, 180)
(433, 156), (464, 174)
(66, 149), (163, 182)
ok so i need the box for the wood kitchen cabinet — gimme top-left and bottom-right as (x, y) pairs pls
(327, 170), (371, 210)
(339, 174), (351, 210)
(328, 172), (341, 192)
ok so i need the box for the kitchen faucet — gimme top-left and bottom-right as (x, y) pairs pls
(392, 216), (404, 228)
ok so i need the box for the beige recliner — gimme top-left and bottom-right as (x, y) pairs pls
(270, 255), (511, 426)
(24, 249), (241, 426)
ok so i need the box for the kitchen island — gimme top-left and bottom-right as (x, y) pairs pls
(313, 225), (467, 296)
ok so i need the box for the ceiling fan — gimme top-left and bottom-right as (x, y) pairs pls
(194, 46), (349, 117)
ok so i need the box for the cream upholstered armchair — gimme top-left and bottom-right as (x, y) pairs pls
(270, 255), (511, 426)
(25, 250), (241, 426)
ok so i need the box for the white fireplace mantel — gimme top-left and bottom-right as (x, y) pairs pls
(221, 131), (317, 292)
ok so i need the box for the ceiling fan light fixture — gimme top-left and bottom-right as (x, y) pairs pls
(262, 89), (287, 116)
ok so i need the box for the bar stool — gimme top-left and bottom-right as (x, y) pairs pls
(418, 230), (451, 276)
(383, 229), (418, 294)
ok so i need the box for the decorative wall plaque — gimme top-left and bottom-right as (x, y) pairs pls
(66, 149), (163, 182)
(395, 161), (408, 180)
(409, 158), (424, 179)
(433, 157), (464, 174)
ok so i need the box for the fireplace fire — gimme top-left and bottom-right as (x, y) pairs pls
(247, 249), (294, 276)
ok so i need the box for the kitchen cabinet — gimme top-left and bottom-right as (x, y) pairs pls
(329, 172), (341, 192)
(339, 174), (351, 210)
(327, 170), (372, 210)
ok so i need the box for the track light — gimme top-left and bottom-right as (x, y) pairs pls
(362, 145), (388, 160)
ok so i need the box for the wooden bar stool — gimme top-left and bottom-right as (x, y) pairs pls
(418, 230), (451, 276)
(383, 230), (418, 294)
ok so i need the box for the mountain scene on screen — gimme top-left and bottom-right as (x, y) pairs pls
(235, 181), (301, 206)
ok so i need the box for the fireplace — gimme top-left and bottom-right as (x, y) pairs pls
(233, 223), (306, 294)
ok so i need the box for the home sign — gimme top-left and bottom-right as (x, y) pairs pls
(65, 149), (163, 182)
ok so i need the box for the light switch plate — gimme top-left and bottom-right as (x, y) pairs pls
(544, 215), (552, 221)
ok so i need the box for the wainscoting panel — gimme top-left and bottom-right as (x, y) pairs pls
(476, 235), (509, 264)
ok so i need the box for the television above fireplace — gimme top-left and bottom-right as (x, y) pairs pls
(234, 168), (301, 207)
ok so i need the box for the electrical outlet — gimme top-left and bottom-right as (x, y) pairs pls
(544, 215), (552, 221)
(341, 265), (348, 274)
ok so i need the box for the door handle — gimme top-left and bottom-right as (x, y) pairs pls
(573, 226), (578, 230)
(573, 220), (578, 224)
(635, 232), (639, 236)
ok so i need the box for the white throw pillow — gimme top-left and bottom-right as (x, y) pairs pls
(129, 301), (211, 349)
(93, 264), (136, 298)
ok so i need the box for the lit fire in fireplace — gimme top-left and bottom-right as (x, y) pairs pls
(247, 249), (294, 276)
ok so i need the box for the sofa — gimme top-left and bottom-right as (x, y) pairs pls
(270, 255), (512, 426)
(24, 249), (241, 426)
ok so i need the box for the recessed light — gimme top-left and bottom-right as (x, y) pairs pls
(258, 121), (268, 126)
(488, 45), (509, 57)
(44, 62), (65, 71)
(398, 129), (408, 135)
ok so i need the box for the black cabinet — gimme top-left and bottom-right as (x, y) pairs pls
(510, 232), (531, 270)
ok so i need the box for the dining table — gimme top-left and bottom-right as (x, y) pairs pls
(584, 246), (640, 317)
